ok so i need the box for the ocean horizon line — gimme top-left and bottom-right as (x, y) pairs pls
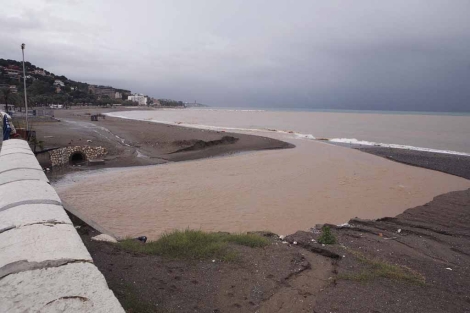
(202, 106), (470, 116)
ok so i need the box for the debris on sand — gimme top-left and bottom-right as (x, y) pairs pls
(91, 234), (118, 243)
(170, 136), (239, 153)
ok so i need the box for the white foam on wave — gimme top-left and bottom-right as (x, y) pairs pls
(294, 133), (316, 140)
(329, 138), (470, 157)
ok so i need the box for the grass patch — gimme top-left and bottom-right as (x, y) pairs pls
(118, 283), (161, 313)
(338, 250), (425, 285)
(317, 226), (337, 245)
(119, 230), (269, 261)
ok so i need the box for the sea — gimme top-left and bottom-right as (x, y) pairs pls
(107, 107), (470, 155)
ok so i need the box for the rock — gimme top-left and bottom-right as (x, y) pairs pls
(136, 236), (147, 243)
(91, 234), (118, 243)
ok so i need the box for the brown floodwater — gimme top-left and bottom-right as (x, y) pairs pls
(56, 130), (470, 240)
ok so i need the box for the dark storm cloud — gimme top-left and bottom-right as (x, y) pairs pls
(1, 0), (469, 111)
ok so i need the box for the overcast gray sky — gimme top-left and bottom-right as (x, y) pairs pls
(1, 0), (469, 111)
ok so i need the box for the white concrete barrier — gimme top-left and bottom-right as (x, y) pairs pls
(0, 153), (43, 173)
(0, 139), (124, 312)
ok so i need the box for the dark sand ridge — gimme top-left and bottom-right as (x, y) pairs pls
(358, 146), (470, 180)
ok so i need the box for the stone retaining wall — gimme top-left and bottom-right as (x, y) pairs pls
(0, 139), (124, 312)
(50, 145), (107, 166)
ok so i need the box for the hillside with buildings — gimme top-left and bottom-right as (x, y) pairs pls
(0, 58), (187, 109)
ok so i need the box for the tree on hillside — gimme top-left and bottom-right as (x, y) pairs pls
(8, 93), (22, 109)
(0, 58), (136, 108)
(1, 87), (10, 111)
(158, 99), (185, 107)
(27, 80), (54, 96)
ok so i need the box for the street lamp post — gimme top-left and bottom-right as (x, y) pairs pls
(21, 43), (29, 132)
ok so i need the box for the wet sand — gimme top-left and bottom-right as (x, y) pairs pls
(35, 108), (291, 171)
(56, 129), (470, 240)
(357, 146), (470, 179)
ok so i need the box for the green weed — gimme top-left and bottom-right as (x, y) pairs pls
(317, 226), (337, 244)
(119, 229), (269, 261)
(339, 250), (425, 285)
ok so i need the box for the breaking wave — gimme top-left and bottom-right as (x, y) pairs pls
(328, 138), (470, 157)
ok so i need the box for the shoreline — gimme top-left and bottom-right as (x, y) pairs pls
(35, 107), (470, 237)
(51, 110), (470, 240)
(30, 107), (470, 180)
(32, 107), (293, 178)
(30, 107), (470, 312)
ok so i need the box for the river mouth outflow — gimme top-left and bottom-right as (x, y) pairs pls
(56, 119), (470, 240)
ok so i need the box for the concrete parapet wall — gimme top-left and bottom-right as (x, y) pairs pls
(50, 145), (107, 167)
(0, 139), (124, 312)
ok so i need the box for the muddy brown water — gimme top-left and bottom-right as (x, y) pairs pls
(56, 133), (470, 240)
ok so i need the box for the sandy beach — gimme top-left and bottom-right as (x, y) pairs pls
(29, 107), (470, 312)
(36, 108), (292, 172)
(45, 108), (470, 240)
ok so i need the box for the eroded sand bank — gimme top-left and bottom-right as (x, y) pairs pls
(56, 132), (470, 240)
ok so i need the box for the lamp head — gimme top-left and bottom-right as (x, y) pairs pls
(21, 43), (25, 50)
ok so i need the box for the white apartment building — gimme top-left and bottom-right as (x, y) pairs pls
(53, 80), (65, 87)
(128, 94), (148, 106)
